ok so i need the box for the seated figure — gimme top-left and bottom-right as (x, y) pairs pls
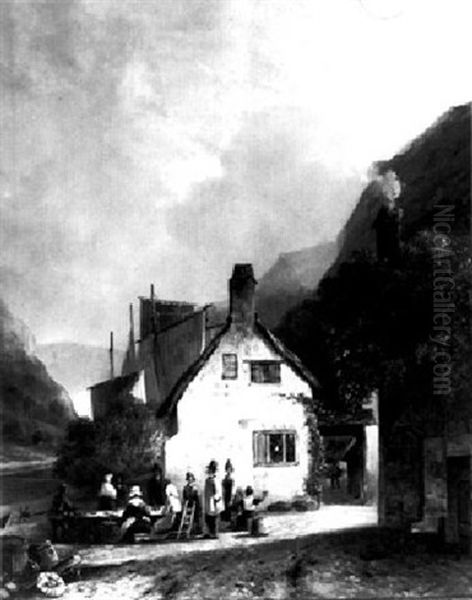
(49, 483), (76, 542)
(120, 486), (151, 543)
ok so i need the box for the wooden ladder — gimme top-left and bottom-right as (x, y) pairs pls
(177, 501), (195, 539)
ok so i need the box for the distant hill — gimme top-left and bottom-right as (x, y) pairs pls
(204, 241), (337, 331)
(36, 343), (125, 415)
(255, 241), (337, 329)
(0, 299), (75, 444)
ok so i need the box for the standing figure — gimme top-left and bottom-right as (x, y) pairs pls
(165, 478), (182, 530)
(147, 464), (166, 507)
(183, 472), (201, 533)
(330, 462), (342, 490)
(98, 473), (117, 510)
(221, 459), (234, 521)
(113, 474), (128, 508)
(203, 460), (221, 539)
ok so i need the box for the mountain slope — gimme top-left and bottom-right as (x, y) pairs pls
(333, 103), (470, 270)
(36, 343), (125, 415)
(0, 299), (75, 443)
(255, 241), (337, 329)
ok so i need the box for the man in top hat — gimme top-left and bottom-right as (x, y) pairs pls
(203, 460), (222, 538)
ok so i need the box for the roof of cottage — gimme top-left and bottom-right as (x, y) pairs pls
(156, 316), (319, 419)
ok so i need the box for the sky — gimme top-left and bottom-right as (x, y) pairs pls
(1, 0), (471, 349)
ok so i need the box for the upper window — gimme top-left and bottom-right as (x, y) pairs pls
(250, 361), (281, 383)
(222, 353), (238, 379)
(253, 431), (297, 466)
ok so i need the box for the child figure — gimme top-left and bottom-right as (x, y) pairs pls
(243, 486), (256, 533)
(243, 487), (268, 536)
(231, 487), (245, 531)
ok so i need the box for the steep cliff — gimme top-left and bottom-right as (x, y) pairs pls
(0, 299), (75, 443)
(255, 241), (337, 329)
(333, 103), (470, 270)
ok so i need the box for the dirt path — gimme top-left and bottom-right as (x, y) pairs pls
(62, 525), (472, 599)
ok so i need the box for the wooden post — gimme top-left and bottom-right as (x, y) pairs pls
(150, 284), (157, 335)
(109, 331), (114, 380)
(129, 303), (136, 365)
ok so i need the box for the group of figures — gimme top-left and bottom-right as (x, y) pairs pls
(50, 458), (266, 543)
(146, 459), (266, 539)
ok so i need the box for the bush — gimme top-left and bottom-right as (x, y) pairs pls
(55, 405), (165, 487)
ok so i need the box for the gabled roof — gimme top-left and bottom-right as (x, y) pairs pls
(254, 319), (320, 391)
(156, 316), (319, 419)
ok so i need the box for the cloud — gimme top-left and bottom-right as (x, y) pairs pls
(0, 0), (230, 344)
(165, 109), (363, 299)
(1, 0), (471, 348)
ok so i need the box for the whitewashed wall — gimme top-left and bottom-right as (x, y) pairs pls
(165, 328), (313, 502)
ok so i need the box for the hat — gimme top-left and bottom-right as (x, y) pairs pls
(129, 485), (143, 499)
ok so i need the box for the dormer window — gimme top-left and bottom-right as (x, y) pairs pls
(250, 360), (281, 383)
(222, 353), (238, 379)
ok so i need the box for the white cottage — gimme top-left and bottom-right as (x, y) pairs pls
(157, 264), (320, 502)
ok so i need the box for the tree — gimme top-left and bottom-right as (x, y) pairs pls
(276, 230), (469, 433)
(55, 405), (165, 487)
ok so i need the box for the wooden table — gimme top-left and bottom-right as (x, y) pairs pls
(50, 508), (165, 543)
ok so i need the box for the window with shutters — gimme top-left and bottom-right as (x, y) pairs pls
(253, 431), (297, 466)
(249, 361), (281, 383)
(222, 353), (238, 379)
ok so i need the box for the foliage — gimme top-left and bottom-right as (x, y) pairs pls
(55, 404), (165, 487)
(276, 232), (470, 432)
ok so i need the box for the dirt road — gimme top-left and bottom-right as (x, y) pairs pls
(62, 523), (472, 599)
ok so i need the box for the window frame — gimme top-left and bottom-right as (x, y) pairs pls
(253, 430), (298, 467)
(248, 360), (281, 384)
(221, 353), (238, 380)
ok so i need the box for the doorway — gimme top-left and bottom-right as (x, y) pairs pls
(447, 456), (471, 553)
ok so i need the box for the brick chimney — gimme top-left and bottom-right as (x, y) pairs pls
(229, 264), (257, 330)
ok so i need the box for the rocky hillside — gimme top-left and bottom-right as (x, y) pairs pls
(204, 241), (337, 331)
(255, 241), (336, 328)
(36, 343), (125, 415)
(333, 103), (470, 269)
(0, 299), (76, 444)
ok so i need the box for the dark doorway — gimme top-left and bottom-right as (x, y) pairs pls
(447, 456), (471, 553)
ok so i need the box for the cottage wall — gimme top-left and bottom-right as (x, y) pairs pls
(165, 329), (314, 502)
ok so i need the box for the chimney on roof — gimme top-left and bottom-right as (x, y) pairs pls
(229, 264), (257, 330)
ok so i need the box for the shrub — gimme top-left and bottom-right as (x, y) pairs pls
(55, 405), (165, 488)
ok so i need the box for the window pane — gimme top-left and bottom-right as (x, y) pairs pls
(253, 431), (266, 465)
(250, 363), (264, 382)
(250, 361), (281, 383)
(222, 354), (237, 379)
(285, 433), (296, 463)
(266, 362), (281, 383)
(269, 434), (284, 463)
